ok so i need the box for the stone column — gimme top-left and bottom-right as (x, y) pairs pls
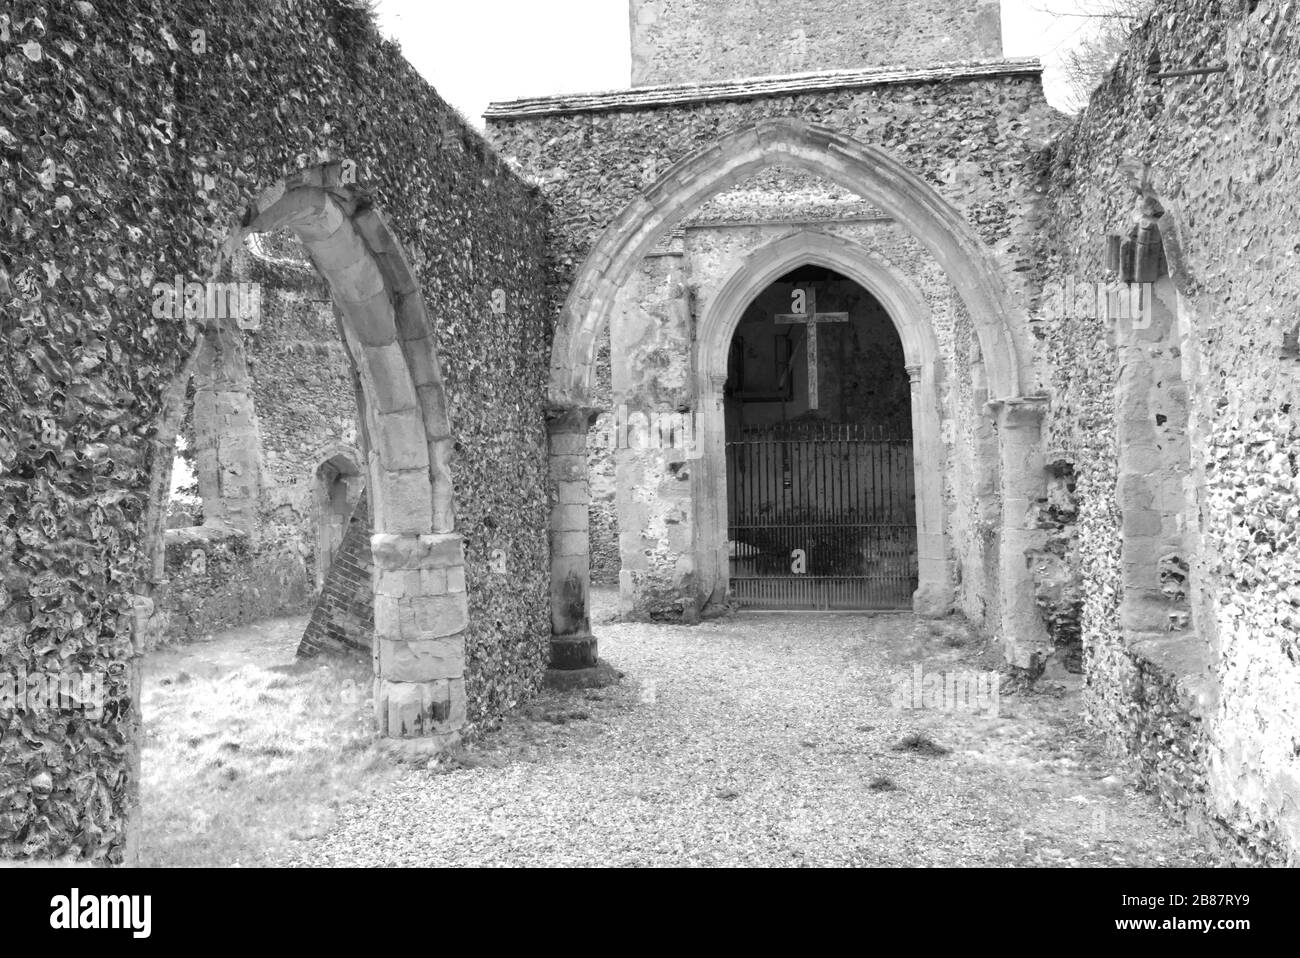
(549, 407), (599, 670)
(192, 322), (262, 539)
(370, 532), (467, 748)
(611, 248), (699, 621)
(697, 371), (731, 609)
(993, 397), (1051, 669)
(908, 362), (951, 617)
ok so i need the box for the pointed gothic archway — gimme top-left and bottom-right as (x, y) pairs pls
(551, 118), (1030, 408)
(546, 119), (1049, 670)
(694, 229), (950, 616)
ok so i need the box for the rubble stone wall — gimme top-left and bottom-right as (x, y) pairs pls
(1037, 0), (1300, 864)
(0, 0), (551, 862)
(629, 0), (1003, 85)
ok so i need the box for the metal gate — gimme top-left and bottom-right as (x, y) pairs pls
(726, 422), (917, 610)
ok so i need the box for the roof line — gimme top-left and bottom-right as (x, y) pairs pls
(484, 58), (1043, 120)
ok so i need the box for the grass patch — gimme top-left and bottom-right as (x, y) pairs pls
(141, 642), (400, 867)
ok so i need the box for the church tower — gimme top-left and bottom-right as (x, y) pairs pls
(629, 0), (1004, 86)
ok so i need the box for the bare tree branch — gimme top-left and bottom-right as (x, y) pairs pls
(1036, 0), (1155, 111)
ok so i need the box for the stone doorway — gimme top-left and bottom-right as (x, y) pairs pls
(546, 119), (1050, 671)
(723, 265), (917, 609)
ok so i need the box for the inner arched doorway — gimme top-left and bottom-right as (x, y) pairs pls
(723, 263), (917, 609)
(695, 231), (949, 616)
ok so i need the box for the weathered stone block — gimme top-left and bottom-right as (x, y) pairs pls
(550, 432), (587, 456)
(549, 456), (587, 482)
(378, 635), (465, 683)
(341, 290), (398, 348)
(558, 480), (591, 505)
(1121, 508), (1162, 538)
(370, 532), (465, 571)
(370, 476), (433, 536)
(373, 594), (401, 636)
(447, 677), (468, 726)
(552, 531), (588, 558)
(328, 250), (387, 305)
(305, 227), (367, 272)
(550, 501), (588, 533)
(375, 678), (456, 738)
(407, 592), (469, 638)
(419, 567), (449, 595)
(374, 411), (431, 472)
(415, 380), (451, 435)
(360, 344), (418, 411)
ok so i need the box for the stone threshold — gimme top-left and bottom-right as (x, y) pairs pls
(484, 58), (1043, 119)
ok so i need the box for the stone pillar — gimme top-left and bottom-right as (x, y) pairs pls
(697, 371), (731, 609)
(993, 397), (1051, 669)
(549, 407), (599, 670)
(192, 322), (262, 538)
(611, 248), (699, 621)
(908, 362), (951, 617)
(370, 532), (467, 748)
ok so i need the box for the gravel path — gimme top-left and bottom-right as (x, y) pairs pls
(287, 596), (1220, 867)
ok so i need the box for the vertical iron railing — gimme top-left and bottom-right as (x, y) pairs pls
(726, 421), (917, 610)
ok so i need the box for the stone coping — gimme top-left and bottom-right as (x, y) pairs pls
(484, 58), (1043, 120)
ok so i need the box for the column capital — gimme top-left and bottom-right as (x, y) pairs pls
(905, 363), (923, 386)
(986, 394), (1050, 425)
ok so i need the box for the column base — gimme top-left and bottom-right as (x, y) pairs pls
(913, 582), (954, 619)
(550, 633), (598, 670)
(383, 731), (462, 763)
(544, 659), (624, 691)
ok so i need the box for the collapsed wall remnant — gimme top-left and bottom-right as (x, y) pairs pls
(1038, 0), (1300, 865)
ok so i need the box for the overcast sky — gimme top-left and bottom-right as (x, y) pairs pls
(371, 1), (1115, 123)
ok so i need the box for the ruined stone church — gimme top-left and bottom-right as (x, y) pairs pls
(2, 0), (1297, 865)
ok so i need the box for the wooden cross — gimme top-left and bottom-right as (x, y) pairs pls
(775, 287), (849, 410)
